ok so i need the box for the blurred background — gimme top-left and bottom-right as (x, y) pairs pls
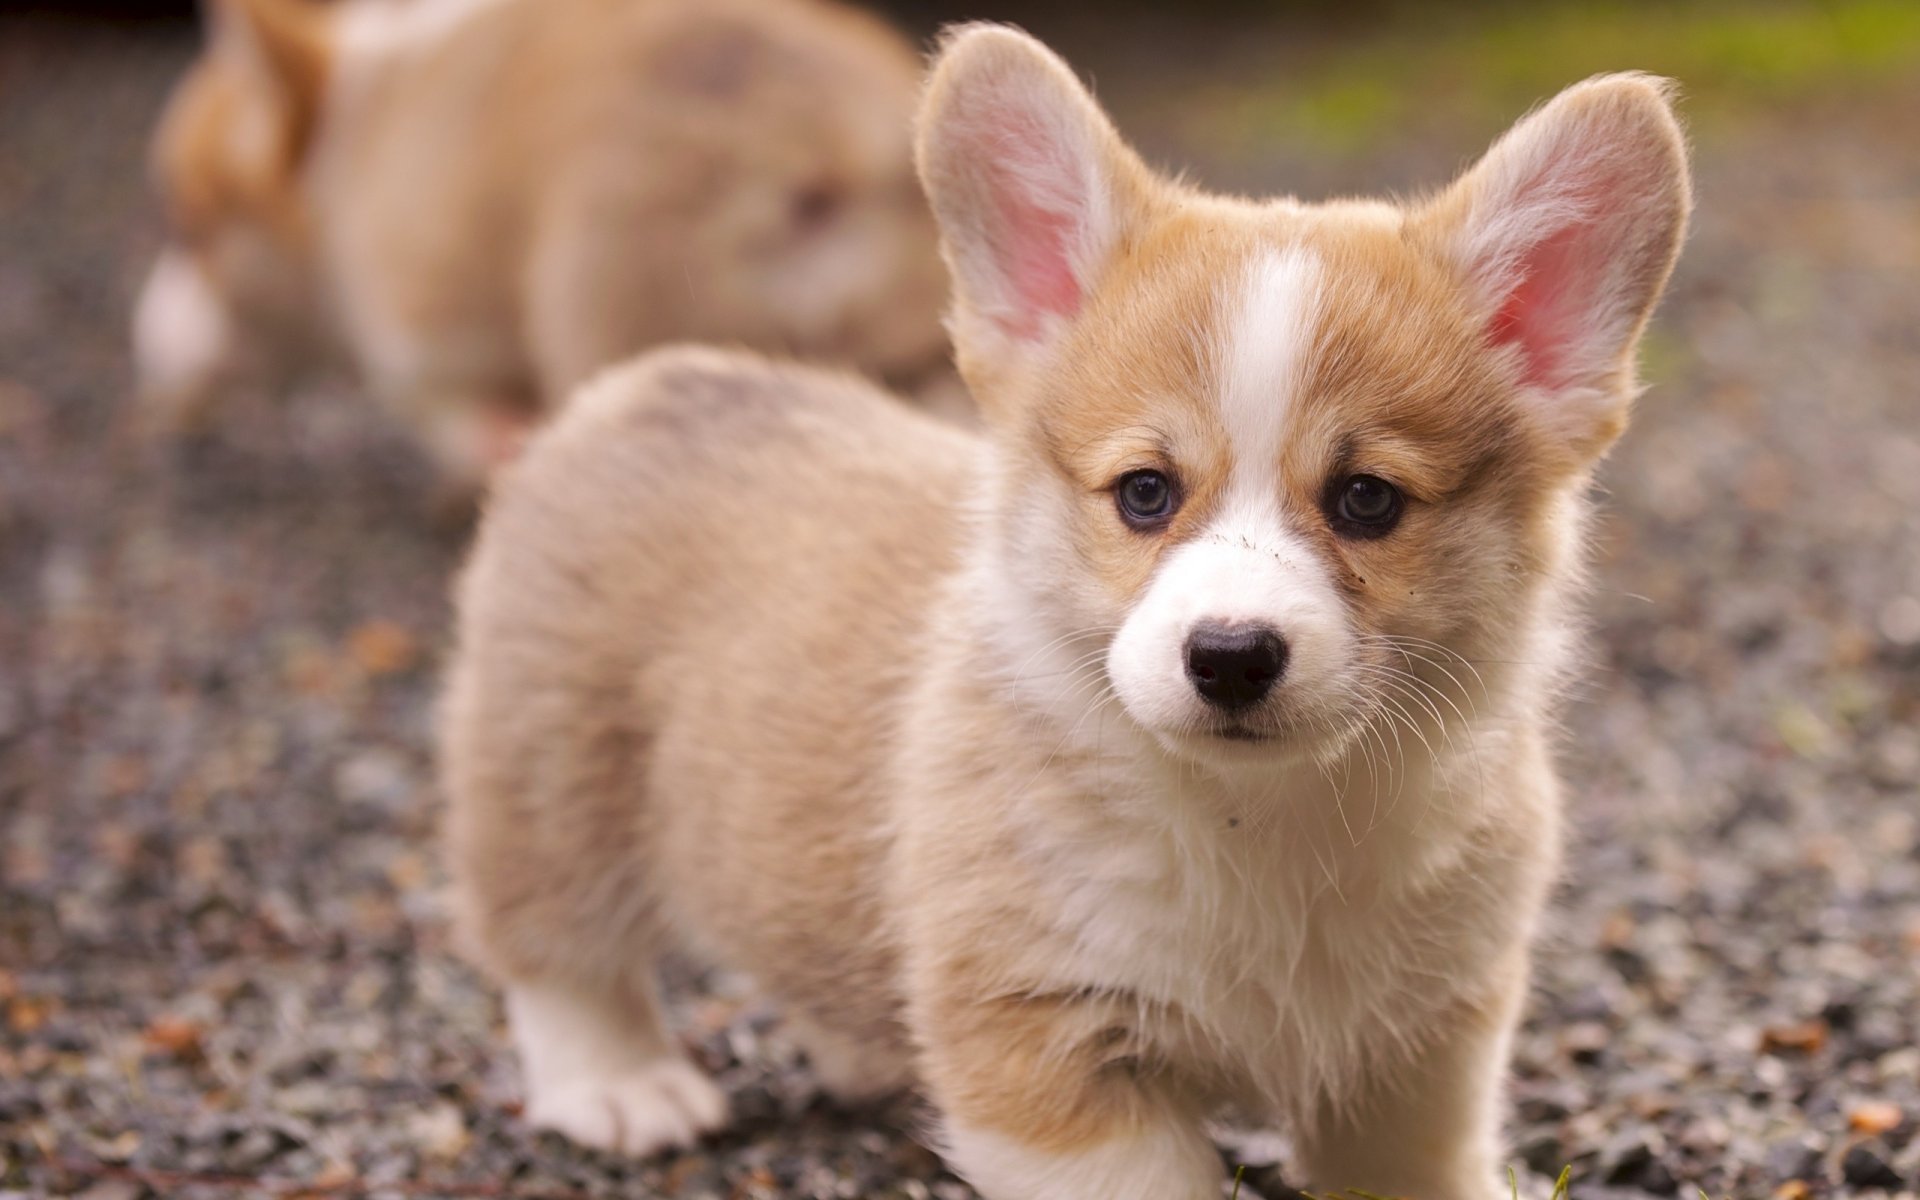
(2, 2), (1917, 1198)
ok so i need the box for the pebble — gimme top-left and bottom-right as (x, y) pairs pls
(1840, 1144), (1905, 1190)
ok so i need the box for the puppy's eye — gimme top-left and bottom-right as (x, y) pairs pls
(1330, 474), (1403, 537)
(790, 182), (844, 231)
(1114, 469), (1178, 529)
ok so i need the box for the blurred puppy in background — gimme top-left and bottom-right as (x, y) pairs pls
(133, 0), (953, 493)
(440, 22), (1689, 1200)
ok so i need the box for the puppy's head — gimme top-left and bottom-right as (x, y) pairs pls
(134, 0), (332, 428)
(640, 0), (950, 388)
(917, 27), (1690, 766)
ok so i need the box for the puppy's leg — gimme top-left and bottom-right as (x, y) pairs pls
(784, 1012), (913, 1107)
(421, 400), (536, 484)
(131, 249), (239, 437)
(414, 399), (537, 527)
(1290, 970), (1525, 1200)
(509, 976), (728, 1157)
(442, 520), (723, 1158)
(917, 994), (1221, 1200)
(944, 1118), (1222, 1200)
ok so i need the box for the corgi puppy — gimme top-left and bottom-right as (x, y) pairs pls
(440, 25), (1689, 1200)
(133, 0), (952, 489)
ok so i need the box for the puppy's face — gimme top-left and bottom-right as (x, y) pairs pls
(643, 6), (949, 384)
(1034, 223), (1561, 764)
(136, 0), (332, 426)
(918, 29), (1690, 766)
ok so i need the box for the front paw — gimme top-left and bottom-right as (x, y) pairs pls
(525, 1058), (729, 1156)
(786, 1013), (914, 1106)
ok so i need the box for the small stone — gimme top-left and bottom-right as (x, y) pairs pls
(1870, 728), (1920, 787)
(223, 1123), (305, 1170)
(334, 749), (415, 812)
(1878, 595), (1920, 646)
(1773, 703), (1833, 759)
(175, 835), (228, 888)
(1758, 1136), (1820, 1175)
(1559, 1021), (1611, 1065)
(309, 1159), (358, 1190)
(1599, 910), (1638, 949)
(1517, 1130), (1565, 1176)
(409, 1102), (470, 1161)
(85, 1130), (141, 1163)
(1601, 1133), (1678, 1195)
(1841, 1144), (1905, 1189)
(1820, 998), (1859, 1032)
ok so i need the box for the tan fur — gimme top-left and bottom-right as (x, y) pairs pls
(152, 0), (329, 250)
(136, 0), (953, 480)
(443, 348), (969, 1069)
(442, 26), (1690, 1199)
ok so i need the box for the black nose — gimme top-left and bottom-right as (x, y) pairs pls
(1184, 623), (1287, 711)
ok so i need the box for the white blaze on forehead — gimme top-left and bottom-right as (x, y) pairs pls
(1104, 244), (1351, 744)
(1216, 246), (1323, 487)
(1192, 243), (1330, 628)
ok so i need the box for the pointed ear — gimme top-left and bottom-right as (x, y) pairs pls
(1424, 73), (1691, 458)
(915, 25), (1151, 384)
(205, 0), (332, 168)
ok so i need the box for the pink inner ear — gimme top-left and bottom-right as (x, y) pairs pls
(994, 186), (1081, 340)
(1482, 156), (1641, 392)
(973, 110), (1087, 341)
(1487, 220), (1589, 390)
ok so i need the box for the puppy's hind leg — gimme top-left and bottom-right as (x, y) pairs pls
(413, 395), (539, 528)
(450, 749), (729, 1157)
(785, 1011), (914, 1107)
(509, 974), (728, 1157)
(441, 382), (728, 1158)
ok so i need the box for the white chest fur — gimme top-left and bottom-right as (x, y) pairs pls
(1007, 738), (1541, 1118)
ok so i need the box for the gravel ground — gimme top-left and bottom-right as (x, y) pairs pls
(3, 11), (1918, 1200)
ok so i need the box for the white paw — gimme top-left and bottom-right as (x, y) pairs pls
(787, 1014), (913, 1105)
(525, 1059), (728, 1156)
(132, 249), (235, 426)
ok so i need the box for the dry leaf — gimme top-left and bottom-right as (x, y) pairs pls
(90, 1129), (142, 1163)
(282, 644), (337, 695)
(313, 1159), (358, 1186)
(1759, 1020), (1829, 1055)
(1599, 909), (1637, 950)
(177, 836), (228, 888)
(142, 1015), (204, 1060)
(8, 995), (50, 1034)
(1556, 1020), (1610, 1061)
(348, 620), (419, 677)
(1848, 1099), (1904, 1135)
(94, 822), (140, 869)
(103, 755), (149, 797)
(384, 851), (428, 892)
